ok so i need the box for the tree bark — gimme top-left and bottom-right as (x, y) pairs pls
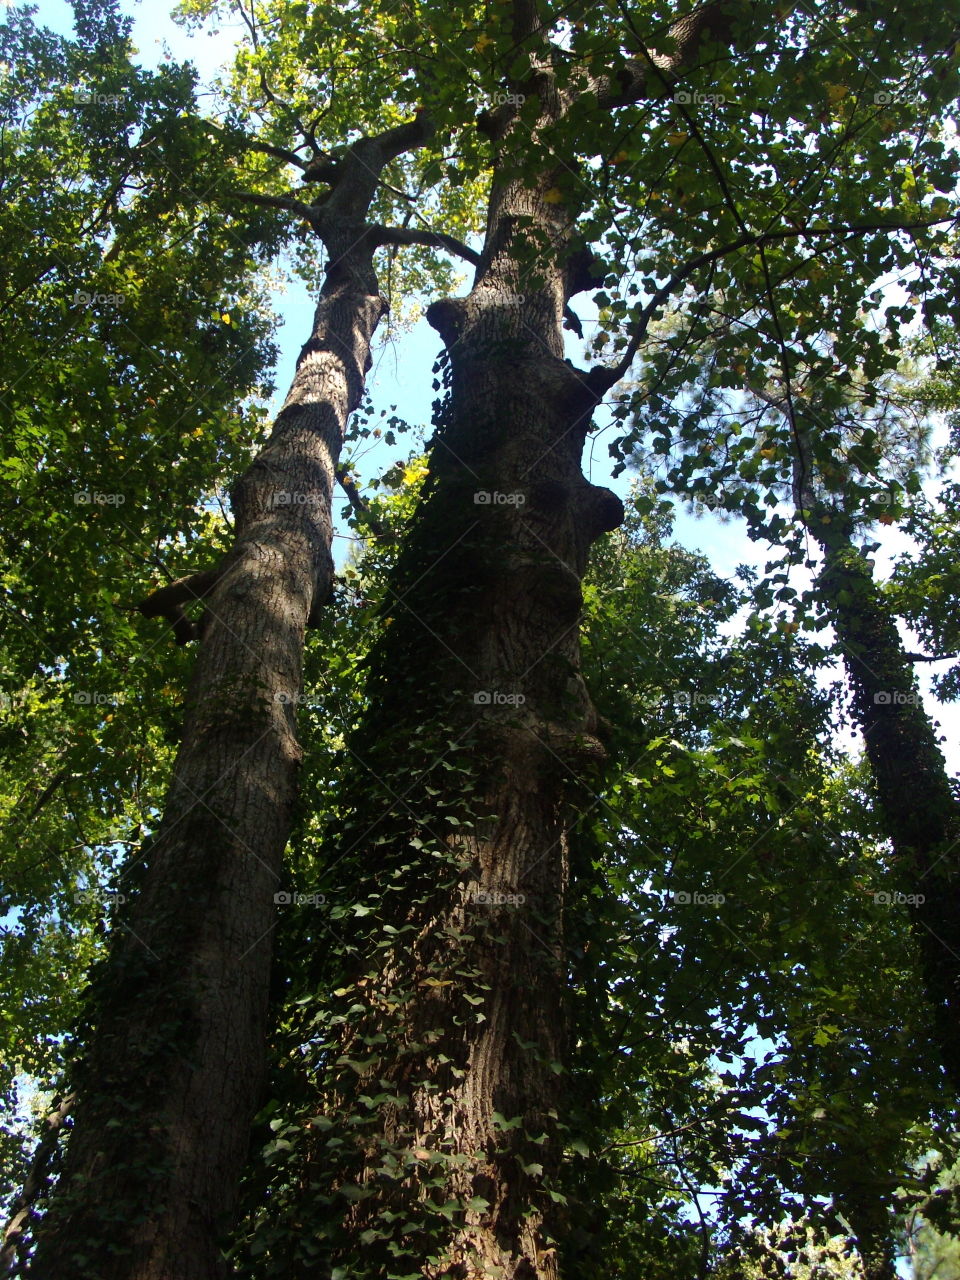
(240, 9), (748, 1270)
(29, 121), (433, 1280)
(815, 524), (960, 1089)
(265, 159), (622, 1279)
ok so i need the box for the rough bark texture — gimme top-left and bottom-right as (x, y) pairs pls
(249, 11), (746, 1275)
(815, 525), (960, 1089)
(277, 159), (621, 1280)
(29, 122), (431, 1280)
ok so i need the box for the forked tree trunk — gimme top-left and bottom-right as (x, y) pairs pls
(28, 117), (433, 1278)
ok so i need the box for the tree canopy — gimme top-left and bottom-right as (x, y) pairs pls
(2, 0), (960, 1277)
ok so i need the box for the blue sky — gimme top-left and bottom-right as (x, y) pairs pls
(30, 0), (960, 773)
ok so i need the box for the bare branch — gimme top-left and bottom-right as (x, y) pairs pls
(367, 224), (481, 265)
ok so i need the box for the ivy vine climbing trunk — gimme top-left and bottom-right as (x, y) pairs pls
(815, 523), (960, 1088)
(30, 119), (435, 1280)
(231, 9), (749, 1276)
(255, 102), (625, 1280)
(790, 430), (960, 1092)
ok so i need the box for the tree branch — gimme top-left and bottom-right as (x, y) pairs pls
(196, 119), (308, 171)
(586, 216), (954, 397)
(367, 224), (481, 265)
(335, 468), (389, 540)
(223, 189), (320, 223)
(1, 1093), (75, 1275)
(138, 568), (225, 645)
(586, 0), (745, 110)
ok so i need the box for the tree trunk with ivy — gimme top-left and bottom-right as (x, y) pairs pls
(29, 121), (434, 1280)
(790, 410), (960, 1091)
(231, 10), (745, 1276)
(246, 152), (623, 1280)
(814, 523), (960, 1090)
(776, 415), (960, 1092)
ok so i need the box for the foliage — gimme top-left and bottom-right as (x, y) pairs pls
(4, 0), (960, 1273)
(0, 0), (279, 1218)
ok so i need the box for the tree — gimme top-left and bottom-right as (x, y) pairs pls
(7, 0), (960, 1276)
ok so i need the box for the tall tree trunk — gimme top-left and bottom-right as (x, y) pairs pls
(845, 1200), (897, 1280)
(265, 163), (621, 1279)
(240, 11), (742, 1268)
(29, 120), (433, 1280)
(815, 525), (960, 1089)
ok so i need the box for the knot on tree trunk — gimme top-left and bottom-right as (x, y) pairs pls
(426, 296), (468, 345)
(578, 483), (625, 541)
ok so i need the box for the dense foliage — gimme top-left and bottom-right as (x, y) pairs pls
(2, 0), (960, 1275)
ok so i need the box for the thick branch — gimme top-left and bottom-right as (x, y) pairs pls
(371, 113), (437, 166)
(588, 0), (744, 110)
(138, 567), (224, 645)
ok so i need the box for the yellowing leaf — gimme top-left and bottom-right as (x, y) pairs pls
(825, 84), (849, 103)
(543, 188), (565, 204)
(475, 33), (494, 52)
